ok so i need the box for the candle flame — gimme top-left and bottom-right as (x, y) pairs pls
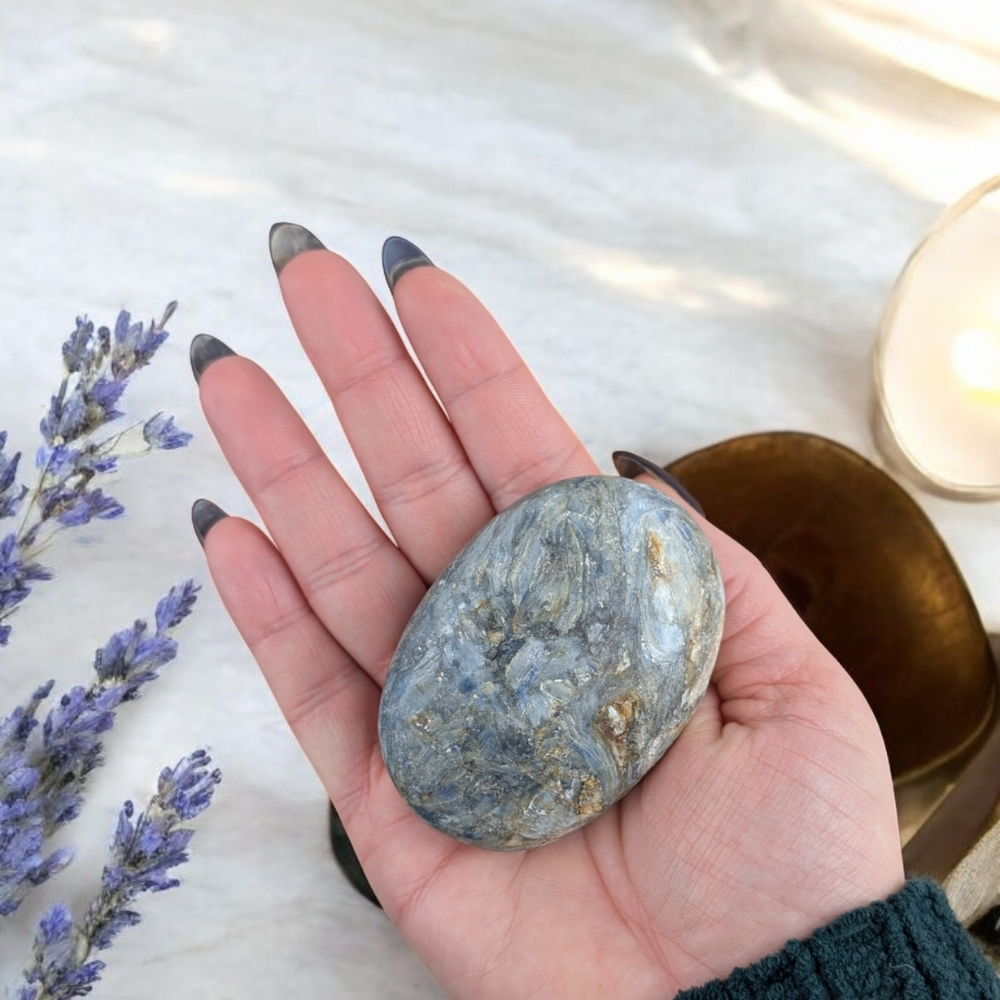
(951, 326), (1000, 399)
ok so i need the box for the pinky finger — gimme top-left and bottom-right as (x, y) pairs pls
(194, 501), (382, 815)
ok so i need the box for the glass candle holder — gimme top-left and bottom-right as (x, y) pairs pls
(874, 175), (1000, 499)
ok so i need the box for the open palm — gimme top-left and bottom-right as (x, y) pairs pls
(194, 233), (903, 1000)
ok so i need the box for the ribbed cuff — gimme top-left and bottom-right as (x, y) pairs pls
(677, 880), (999, 999)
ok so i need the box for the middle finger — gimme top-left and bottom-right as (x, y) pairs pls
(271, 224), (496, 582)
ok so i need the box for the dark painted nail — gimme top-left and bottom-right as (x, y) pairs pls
(329, 802), (381, 907)
(612, 450), (705, 516)
(191, 499), (229, 547)
(190, 334), (236, 384)
(382, 236), (433, 292)
(269, 222), (326, 277)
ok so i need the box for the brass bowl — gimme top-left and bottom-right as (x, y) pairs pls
(665, 432), (998, 879)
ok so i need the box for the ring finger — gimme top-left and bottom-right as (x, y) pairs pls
(194, 348), (425, 683)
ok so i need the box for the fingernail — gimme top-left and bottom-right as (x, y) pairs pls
(191, 498), (228, 547)
(382, 236), (433, 292)
(269, 222), (326, 277)
(328, 802), (381, 907)
(612, 450), (705, 516)
(190, 334), (236, 384)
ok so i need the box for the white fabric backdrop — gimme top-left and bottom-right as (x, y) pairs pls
(2, 1), (1000, 996)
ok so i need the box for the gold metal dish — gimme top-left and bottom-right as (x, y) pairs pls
(665, 432), (999, 879)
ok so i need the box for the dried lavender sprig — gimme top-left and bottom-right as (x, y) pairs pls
(39, 580), (201, 828)
(12, 750), (221, 1000)
(24, 303), (185, 539)
(0, 304), (192, 648)
(0, 582), (199, 920)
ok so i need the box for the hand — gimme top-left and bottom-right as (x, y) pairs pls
(192, 231), (904, 1000)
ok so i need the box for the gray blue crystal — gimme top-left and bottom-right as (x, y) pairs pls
(378, 475), (725, 850)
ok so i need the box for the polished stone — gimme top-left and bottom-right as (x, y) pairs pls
(379, 476), (725, 850)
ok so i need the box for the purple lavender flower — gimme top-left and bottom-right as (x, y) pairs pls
(153, 579), (199, 633)
(12, 902), (104, 1000)
(16, 751), (220, 1000)
(37, 303), (180, 451)
(61, 316), (97, 374)
(0, 302), (189, 648)
(0, 583), (199, 919)
(0, 535), (53, 646)
(32, 445), (117, 485)
(142, 413), (193, 452)
(0, 682), (73, 919)
(110, 305), (173, 378)
(51, 489), (125, 528)
(0, 433), (27, 520)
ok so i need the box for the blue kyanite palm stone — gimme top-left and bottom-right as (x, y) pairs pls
(378, 475), (725, 850)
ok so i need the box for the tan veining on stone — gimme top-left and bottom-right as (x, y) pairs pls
(575, 773), (604, 817)
(593, 692), (640, 769)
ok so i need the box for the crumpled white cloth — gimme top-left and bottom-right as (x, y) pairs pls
(2, 1), (1000, 996)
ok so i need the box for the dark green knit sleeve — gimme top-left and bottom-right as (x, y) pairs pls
(676, 880), (999, 999)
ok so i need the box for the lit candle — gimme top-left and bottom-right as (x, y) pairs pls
(873, 176), (1000, 498)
